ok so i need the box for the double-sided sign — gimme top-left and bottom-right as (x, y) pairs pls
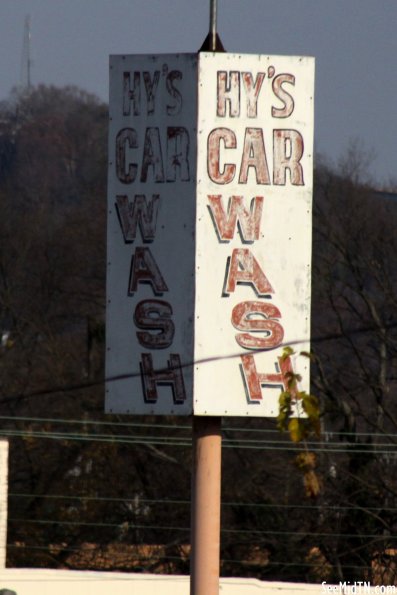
(106, 52), (314, 416)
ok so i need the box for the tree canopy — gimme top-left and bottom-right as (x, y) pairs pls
(0, 85), (397, 585)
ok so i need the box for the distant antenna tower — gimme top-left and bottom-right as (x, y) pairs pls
(20, 15), (32, 89)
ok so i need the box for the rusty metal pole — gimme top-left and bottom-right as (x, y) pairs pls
(190, 415), (222, 595)
(190, 3), (223, 594)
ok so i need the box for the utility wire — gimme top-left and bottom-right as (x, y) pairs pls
(10, 492), (397, 513)
(0, 415), (397, 442)
(0, 414), (191, 430)
(8, 517), (396, 541)
(2, 427), (397, 454)
(1, 318), (397, 406)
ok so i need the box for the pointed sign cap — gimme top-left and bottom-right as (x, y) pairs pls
(199, 31), (225, 52)
(199, 0), (225, 52)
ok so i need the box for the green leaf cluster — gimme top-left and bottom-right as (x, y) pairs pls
(277, 348), (320, 443)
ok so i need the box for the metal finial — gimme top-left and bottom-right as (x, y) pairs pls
(199, 0), (225, 52)
(210, 0), (217, 51)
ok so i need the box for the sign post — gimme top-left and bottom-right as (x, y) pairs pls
(190, 416), (221, 595)
(106, 23), (314, 595)
(190, 10), (223, 595)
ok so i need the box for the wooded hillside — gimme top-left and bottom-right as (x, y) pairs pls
(0, 86), (396, 584)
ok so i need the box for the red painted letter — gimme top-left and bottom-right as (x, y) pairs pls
(140, 353), (186, 404)
(207, 195), (264, 242)
(129, 247), (168, 295)
(217, 71), (240, 117)
(231, 301), (284, 350)
(134, 300), (174, 349)
(272, 74), (295, 118)
(239, 128), (270, 185)
(241, 72), (265, 118)
(273, 129), (304, 186)
(116, 128), (138, 184)
(116, 194), (160, 242)
(207, 128), (237, 184)
(224, 248), (274, 297)
(240, 354), (296, 402)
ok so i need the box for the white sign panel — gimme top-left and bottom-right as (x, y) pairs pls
(106, 52), (314, 417)
(193, 53), (314, 416)
(106, 54), (197, 415)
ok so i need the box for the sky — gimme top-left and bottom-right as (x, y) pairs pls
(0, 0), (396, 186)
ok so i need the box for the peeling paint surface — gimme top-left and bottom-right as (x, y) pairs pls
(106, 52), (314, 418)
(106, 54), (197, 415)
(193, 53), (315, 417)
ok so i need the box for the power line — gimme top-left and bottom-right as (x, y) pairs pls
(8, 517), (395, 541)
(0, 409), (396, 453)
(1, 414), (397, 443)
(1, 426), (397, 455)
(0, 414), (191, 431)
(9, 492), (397, 513)
(1, 318), (397, 406)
